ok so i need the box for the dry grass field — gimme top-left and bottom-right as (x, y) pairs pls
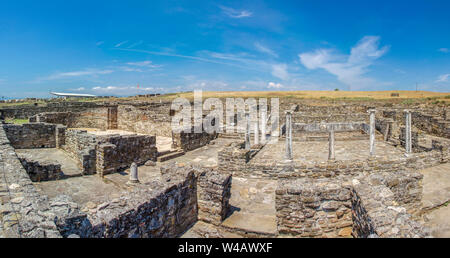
(156, 90), (450, 101)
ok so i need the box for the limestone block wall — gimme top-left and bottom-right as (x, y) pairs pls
(275, 173), (428, 238)
(2, 123), (56, 149)
(364, 171), (423, 216)
(292, 114), (368, 124)
(0, 126), (62, 238)
(292, 122), (366, 133)
(29, 112), (74, 125)
(95, 134), (157, 176)
(381, 109), (450, 139)
(218, 142), (265, 177)
(0, 101), (111, 120)
(30, 108), (110, 130)
(18, 156), (63, 182)
(275, 177), (353, 237)
(117, 104), (172, 137)
(172, 130), (218, 152)
(197, 170), (232, 225)
(351, 178), (429, 238)
(88, 166), (198, 238)
(59, 129), (98, 175)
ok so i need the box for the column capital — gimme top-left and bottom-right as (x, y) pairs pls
(368, 109), (376, 114)
(285, 110), (293, 115)
(404, 109), (411, 114)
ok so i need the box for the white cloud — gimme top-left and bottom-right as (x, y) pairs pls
(127, 40), (143, 49)
(438, 48), (449, 53)
(436, 74), (450, 83)
(299, 36), (389, 89)
(219, 6), (252, 18)
(268, 82), (283, 89)
(114, 40), (129, 47)
(254, 42), (278, 57)
(126, 61), (160, 68)
(271, 63), (289, 80)
(40, 69), (114, 81)
(96, 41), (104, 46)
(91, 85), (159, 95)
(71, 87), (86, 91)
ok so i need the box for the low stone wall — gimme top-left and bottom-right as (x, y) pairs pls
(218, 142), (265, 177)
(275, 177), (353, 237)
(197, 170), (232, 225)
(30, 108), (110, 130)
(59, 129), (97, 175)
(351, 178), (430, 238)
(0, 126), (62, 238)
(363, 171), (423, 217)
(2, 123), (56, 149)
(88, 164), (199, 238)
(275, 171), (428, 238)
(293, 122), (366, 133)
(292, 114), (368, 124)
(172, 131), (218, 152)
(0, 101), (112, 120)
(18, 156), (63, 182)
(95, 134), (157, 176)
(117, 104), (172, 137)
(219, 141), (443, 179)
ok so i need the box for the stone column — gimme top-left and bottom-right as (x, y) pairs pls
(245, 112), (251, 150)
(369, 109), (376, 156)
(260, 110), (266, 144)
(128, 162), (139, 184)
(405, 110), (412, 154)
(328, 130), (335, 160)
(254, 117), (259, 145)
(285, 111), (293, 160)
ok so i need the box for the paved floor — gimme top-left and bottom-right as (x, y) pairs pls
(419, 163), (450, 237)
(15, 148), (82, 177)
(32, 137), (236, 213)
(251, 139), (404, 163)
(221, 177), (277, 236)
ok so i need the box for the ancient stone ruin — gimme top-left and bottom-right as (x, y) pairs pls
(1, 99), (450, 238)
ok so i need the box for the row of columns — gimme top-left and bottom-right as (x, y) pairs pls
(244, 109), (413, 160)
(244, 112), (269, 150)
(245, 109), (413, 160)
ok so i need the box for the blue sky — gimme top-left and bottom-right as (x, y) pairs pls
(0, 0), (449, 98)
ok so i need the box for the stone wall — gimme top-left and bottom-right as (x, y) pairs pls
(30, 108), (110, 130)
(2, 123), (56, 149)
(59, 129), (97, 175)
(117, 104), (172, 137)
(218, 142), (265, 178)
(197, 170), (232, 225)
(351, 177), (429, 238)
(95, 134), (157, 177)
(275, 172), (428, 238)
(88, 164), (199, 238)
(275, 177), (353, 237)
(292, 122), (366, 133)
(0, 126), (62, 238)
(292, 114), (368, 124)
(0, 101), (112, 119)
(363, 171), (423, 217)
(172, 130), (218, 152)
(18, 156), (63, 182)
(381, 109), (450, 139)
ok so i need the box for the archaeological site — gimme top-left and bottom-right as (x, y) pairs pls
(1, 95), (450, 239)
